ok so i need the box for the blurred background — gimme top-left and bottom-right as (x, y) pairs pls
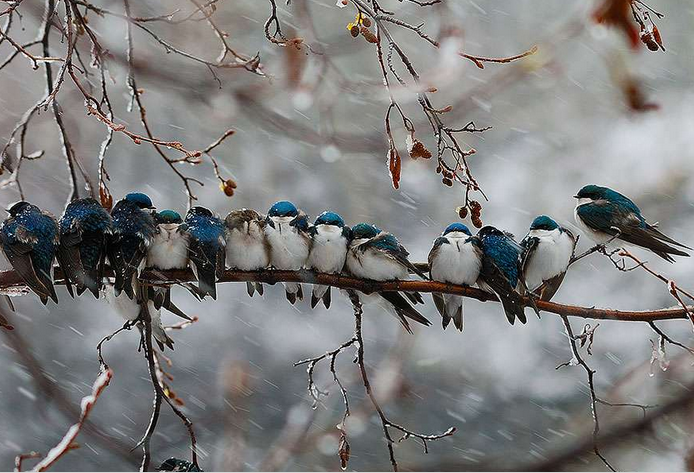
(1, 0), (694, 470)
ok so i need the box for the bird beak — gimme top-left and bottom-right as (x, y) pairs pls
(573, 195), (579, 199)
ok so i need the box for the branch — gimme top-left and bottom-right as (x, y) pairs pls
(0, 266), (692, 323)
(26, 368), (113, 472)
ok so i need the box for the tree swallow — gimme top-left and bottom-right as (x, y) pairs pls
(520, 215), (576, 301)
(345, 223), (430, 333)
(1, 201), (59, 304)
(104, 282), (174, 351)
(224, 208), (270, 298)
(307, 211), (351, 309)
(574, 184), (690, 262)
(107, 192), (156, 299)
(477, 226), (527, 325)
(183, 206), (226, 300)
(428, 223), (482, 331)
(57, 198), (112, 299)
(265, 200), (310, 304)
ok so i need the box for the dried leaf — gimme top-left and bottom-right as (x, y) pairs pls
(387, 147), (401, 190)
(593, 0), (640, 49)
(99, 184), (113, 211)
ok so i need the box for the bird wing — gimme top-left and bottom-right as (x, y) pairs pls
(1, 229), (53, 303)
(56, 219), (84, 297)
(370, 233), (429, 280)
(481, 257), (526, 325)
(578, 202), (689, 261)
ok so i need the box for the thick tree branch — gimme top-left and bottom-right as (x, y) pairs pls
(0, 266), (691, 323)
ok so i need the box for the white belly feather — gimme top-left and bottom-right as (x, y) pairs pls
(524, 228), (574, 291)
(308, 226), (347, 274)
(147, 224), (189, 270)
(346, 245), (408, 281)
(266, 217), (309, 270)
(226, 221), (270, 270)
(430, 238), (481, 286)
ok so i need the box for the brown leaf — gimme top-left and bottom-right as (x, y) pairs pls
(622, 76), (659, 112)
(388, 147), (401, 190)
(338, 433), (350, 471)
(99, 184), (113, 211)
(593, 0), (640, 49)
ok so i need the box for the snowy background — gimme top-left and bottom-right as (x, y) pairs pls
(1, 0), (694, 470)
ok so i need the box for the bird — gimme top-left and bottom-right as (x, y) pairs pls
(345, 222), (430, 333)
(574, 184), (690, 263)
(265, 200), (310, 304)
(428, 223), (482, 331)
(57, 198), (112, 299)
(1, 201), (59, 304)
(104, 282), (174, 351)
(520, 215), (576, 301)
(307, 211), (351, 309)
(146, 209), (194, 319)
(107, 193), (156, 299)
(477, 225), (527, 325)
(182, 206), (226, 300)
(224, 208), (270, 298)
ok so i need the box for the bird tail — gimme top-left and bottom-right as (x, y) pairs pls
(499, 292), (527, 325)
(191, 263), (217, 300)
(432, 293), (464, 331)
(311, 284), (332, 309)
(149, 307), (174, 351)
(246, 281), (265, 298)
(283, 282), (303, 304)
(380, 292), (431, 332)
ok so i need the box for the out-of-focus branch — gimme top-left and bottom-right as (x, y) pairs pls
(24, 369), (113, 472)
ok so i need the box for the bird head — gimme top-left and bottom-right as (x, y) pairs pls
(267, 200), (298, 218)
(6, 201), (35, 216)
(443, 222), (472, 236)
(314, 211), (345, 228)
(529, 215), (559, 231)
(124, 192), (154, 209)
(155, 210), (183, 225)
(351, 223), (381, 241)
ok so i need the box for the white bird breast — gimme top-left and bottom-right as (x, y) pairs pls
(147, 224), (189, 270)
(524, 228), (574, 291)
(266, 216), (309, 270)
(430, 236), (481, 286)
(226, 220), (270, 270)
(346, 243), (408, 281)
(308, 225), (347, 273)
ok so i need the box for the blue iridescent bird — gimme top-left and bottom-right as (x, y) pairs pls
(183, 206), (226, 300)
(574, 185), (690, 263)
(346, 223), (430, 333)
(307, 211), (351, 309)
(477, 226), (527, 325)
(1, 201), (59, 304)
(520, 216), (576, 302)
(57, 198), (112, 299)
(265, 201), (310, 304)
(107, 193), (156, 299)
(428, 223), (482, 331)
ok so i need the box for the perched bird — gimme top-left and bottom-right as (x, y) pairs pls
(428, 223), (482, 331)
(108, 193), (156, 299)
(1, 202), (59, 304)
(57, 198), (112, 299)
(265, 201), (310, 304)
(104, 283), (174, 351)
(146, 210), (193, 319)
(148, 210), (189, 271)
(307, 211), (351, 309)
(477, 226), (527, 325)
(346, 223), (430, 333)
(224, 209), (270, 297)
(520, 216), (576, 301)
(183, 207), (226, 300)
(574, 184), (690, 263)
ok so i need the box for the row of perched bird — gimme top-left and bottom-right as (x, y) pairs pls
(0, 185), (690, 346)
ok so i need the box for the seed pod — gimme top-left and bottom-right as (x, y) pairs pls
(220, 179), (236, 196)
(442, 178), (453, 187)
(457, 206), (468, 219)
(361, 26), (378, 44)
(469, 200), (481, 212)
(362, 17), (372, 27)
(472, 216), (483, 228)
(350, 25), (359, 37)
